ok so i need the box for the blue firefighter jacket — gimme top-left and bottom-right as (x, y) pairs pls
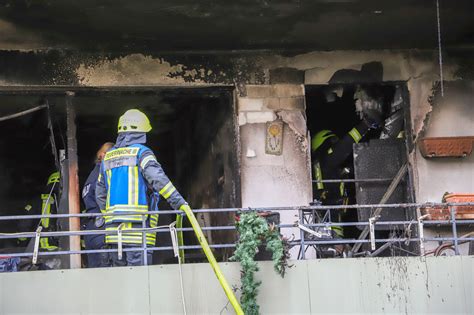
(81, 163), (105, 249)
(95, 132), (187, 246)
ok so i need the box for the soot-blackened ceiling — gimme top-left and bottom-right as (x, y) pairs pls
(0, 0), (472, 51)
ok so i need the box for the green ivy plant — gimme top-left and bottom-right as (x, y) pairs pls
(231, 211), (290, 315)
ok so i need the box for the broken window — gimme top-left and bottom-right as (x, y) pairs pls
(305, 82), (416, 257)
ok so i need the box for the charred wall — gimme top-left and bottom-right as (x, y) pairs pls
(0, 48), (473, 255)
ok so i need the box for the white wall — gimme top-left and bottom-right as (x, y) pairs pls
(415, 84), (474, 202)
(1, 257), (472, 314)
(238, 85), (312, 257)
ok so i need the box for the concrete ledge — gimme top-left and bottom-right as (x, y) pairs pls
(0, 257), (472, 314)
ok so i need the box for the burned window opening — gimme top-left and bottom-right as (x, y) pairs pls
(0, 87), (241, 268)
(305, 82), (416, 257)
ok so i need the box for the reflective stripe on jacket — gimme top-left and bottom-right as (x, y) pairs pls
(96, 133), (188, 246)
(100, 143), (168, 245)
(101, 145), (149, 225)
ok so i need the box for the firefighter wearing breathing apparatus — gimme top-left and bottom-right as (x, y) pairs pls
(95, 109), (189, 266)
(311, 108), (383, 238)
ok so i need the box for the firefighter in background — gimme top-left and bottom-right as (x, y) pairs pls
(311, 109), (383, 239)
(81, 142), (114, 268)
(39, 171), (61, 250)
(95, 109), (190, 266)
(18, 172), (60, 249)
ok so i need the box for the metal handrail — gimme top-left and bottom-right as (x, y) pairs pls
(0, 202), (473, 265)
(1, 219), (473, 240)
(0, 202), (473, 221)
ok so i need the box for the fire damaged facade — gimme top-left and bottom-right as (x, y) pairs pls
(0, 1), (473, 314)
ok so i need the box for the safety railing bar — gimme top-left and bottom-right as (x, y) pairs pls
(2, 219), (473, 240)
(0, 226), (237, 239)
(312, 178), (393, 183)
(5, 235), (474, 257)
(423, 237), (474, 242)
(2, 244), (238, 258)
(290, 237), (474, 246)
(1, 202), (474, 221)
(282, 220), (474, 228)
(3, 235), (474, 259)
(422, 220), (474, 225)
(135, 202), (474, 213)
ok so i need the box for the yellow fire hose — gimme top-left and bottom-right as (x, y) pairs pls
(179, 204), (243, 315)
(175, 214), (185, 262)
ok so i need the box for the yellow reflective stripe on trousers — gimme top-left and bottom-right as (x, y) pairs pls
(40, 199), (52, 228)
(149, 214), (159, 227)
(159, 181), (176, 199)
(339, 182), (345, 197)
(314, 162), (324, 190)
(348, 127), (362, 143)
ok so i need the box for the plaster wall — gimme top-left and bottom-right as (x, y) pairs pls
(415, 84), (474, 202)
(237, 84), (311, 254)
(415, 84), (474, 255)
(0, 257), (472, 314)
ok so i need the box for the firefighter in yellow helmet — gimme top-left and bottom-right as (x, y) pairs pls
(95, 109), (190, 266)
(312, 109), (383, 239)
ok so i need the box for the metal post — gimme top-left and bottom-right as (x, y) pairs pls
(450, 206), (460, 255)
(66, 92), (82, 269)
(141, 214), (148, 266)
(418, 218), (425, 254)
(369, 217), (377, 251)
(299, 209), (306, 259)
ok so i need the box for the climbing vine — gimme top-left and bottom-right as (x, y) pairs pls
(231, 211), (290, 315)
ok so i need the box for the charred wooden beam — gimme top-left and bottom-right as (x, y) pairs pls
(66, 91), (82, 269)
